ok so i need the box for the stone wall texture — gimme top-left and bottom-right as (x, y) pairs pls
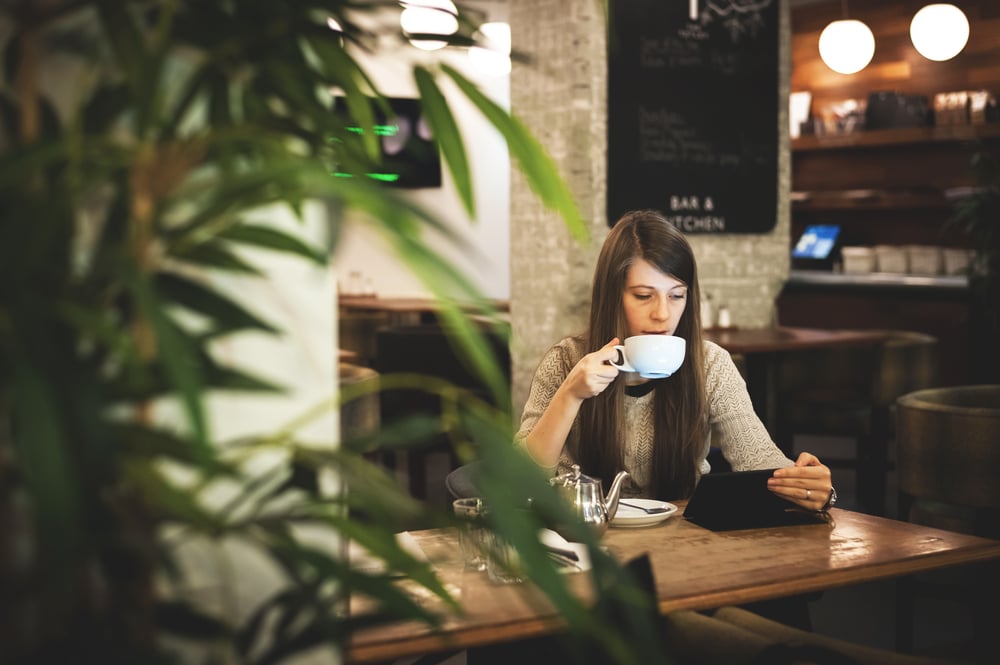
(509, 0), (792, 415)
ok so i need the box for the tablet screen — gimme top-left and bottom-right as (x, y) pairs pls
(792, 225), (841, 260)
(684, 469), (828, 531)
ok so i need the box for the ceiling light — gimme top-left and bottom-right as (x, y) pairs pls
(400, 1), (458, 52)
(910, 4), (969, 61)
(819, 18), (875, 75)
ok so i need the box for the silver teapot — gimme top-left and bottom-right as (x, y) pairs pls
(550, 464), (629, 537)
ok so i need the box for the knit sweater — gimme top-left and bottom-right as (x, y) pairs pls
(515, 336), (792, 497)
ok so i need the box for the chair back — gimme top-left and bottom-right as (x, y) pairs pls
(871, 330), (939, 409)
(777, 329), (938, 411)
(373, 322), (511, 502)
(374, 322), (511, 410)
(896, 385), (1000, 535)
(339, 362), (380, 444)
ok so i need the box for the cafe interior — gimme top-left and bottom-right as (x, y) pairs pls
(333, 1), (1000, 664)
(8, 0), (999, 664)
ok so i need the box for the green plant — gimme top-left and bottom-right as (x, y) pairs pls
(0, 2), (666, 664)
(947, 150), (1000, 381)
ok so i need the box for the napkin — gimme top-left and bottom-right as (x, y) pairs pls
(538, 528), (592, 572)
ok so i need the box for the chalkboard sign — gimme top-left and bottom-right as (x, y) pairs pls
(607, 0), (778, 233)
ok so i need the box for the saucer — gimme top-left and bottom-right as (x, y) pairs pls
(611, 499), (678, 528)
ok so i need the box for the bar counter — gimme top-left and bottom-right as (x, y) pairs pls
(778, 271), (973, 386)
(787, 270), (969, 292)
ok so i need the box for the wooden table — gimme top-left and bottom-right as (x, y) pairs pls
(345, 505), (1000, 663)
(703, 326), (887, 441)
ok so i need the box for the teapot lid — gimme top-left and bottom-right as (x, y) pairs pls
(550, 464), (599, 487)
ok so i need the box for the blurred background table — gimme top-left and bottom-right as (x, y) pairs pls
(704, 326), (887, 438)
(339, 294), (509, 327)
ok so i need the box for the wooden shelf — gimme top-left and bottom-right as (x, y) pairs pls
(791, 188), (951, 211)
(792, 124), (1000, 152)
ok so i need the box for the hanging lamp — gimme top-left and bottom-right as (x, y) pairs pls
(818, 1), (875, 75)
(910, 4), (969, 61)
(400, 0), (458, 52)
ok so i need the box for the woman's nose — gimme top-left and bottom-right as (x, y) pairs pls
(652, 296), (670, 320)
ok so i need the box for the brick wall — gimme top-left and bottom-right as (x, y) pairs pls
(508, 0), (792, 415)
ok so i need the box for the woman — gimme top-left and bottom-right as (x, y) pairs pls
(516, 210), (835, 511)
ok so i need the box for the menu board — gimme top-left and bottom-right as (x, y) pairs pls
(607, 0), (778, 233)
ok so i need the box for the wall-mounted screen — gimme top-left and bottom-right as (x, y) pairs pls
(331, 97), (442, 188)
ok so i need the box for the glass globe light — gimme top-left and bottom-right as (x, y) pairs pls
(910, 4), (969, 61)
(400, 0), (458, 52)
(819, 19), (876, 75)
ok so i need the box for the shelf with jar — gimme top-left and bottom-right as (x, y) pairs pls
(792, 122), (1000, 152)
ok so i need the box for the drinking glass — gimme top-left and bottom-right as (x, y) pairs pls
(486, 531), (524, 584)
(452, 498), (487, 571)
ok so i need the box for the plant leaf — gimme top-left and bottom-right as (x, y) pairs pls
(413, 66), (474, 216)
(168, 240), (263, 275)
(128, 267), (211, 464)
(218, 224), (325, 264)
(441, 63), (588, 242)
(155, 271), (279, 336)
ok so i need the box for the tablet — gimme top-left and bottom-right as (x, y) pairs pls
(791, 224), (842, 271)
(792, 224), (841, 260)
(684, 469), (828, 531)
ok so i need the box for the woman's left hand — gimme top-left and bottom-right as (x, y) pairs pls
(767, 452), (833, 511)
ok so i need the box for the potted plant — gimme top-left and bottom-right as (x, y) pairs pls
(0, 2), (665, 664)
(947, 150), (1000, 382)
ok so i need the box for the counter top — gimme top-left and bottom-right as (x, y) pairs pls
(787, 270), (969, 291)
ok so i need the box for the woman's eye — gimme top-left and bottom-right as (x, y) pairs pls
(671, 293), (687, 301)
(634, 294), (652, 301)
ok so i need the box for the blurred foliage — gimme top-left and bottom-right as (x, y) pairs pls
(947, 150), (1000, 380)
(0, 1), (667, 664)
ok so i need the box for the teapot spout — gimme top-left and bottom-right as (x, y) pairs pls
(604, 471), (630, 519)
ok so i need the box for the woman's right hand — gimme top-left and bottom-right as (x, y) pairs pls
(563, 337), (623, 400)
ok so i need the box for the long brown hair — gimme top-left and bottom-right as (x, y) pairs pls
(576, 210), (707, 500)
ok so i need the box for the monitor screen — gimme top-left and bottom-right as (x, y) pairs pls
(792, 225), (841, 260)
(330, 96), (442, 189)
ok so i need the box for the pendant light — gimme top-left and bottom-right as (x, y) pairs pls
(818, 1), (875, 75)
(400, 0), (458, 52)
(910, 4), (970, 62)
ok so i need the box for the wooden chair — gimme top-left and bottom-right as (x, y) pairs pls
(894, 385), (1000, 656)
(337, 310), (391, 367)
(658, 606), (971, 665)
(774, 330), (938, 514)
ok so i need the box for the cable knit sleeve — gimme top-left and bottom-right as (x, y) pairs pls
(514, 337), (585, 470)
(704, 341), (793, 471)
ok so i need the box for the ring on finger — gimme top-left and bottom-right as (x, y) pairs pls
(806, 489), (811, 500)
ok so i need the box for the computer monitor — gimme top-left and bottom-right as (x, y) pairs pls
(330, 96), (442, 189)
(792, 224), (841, 270)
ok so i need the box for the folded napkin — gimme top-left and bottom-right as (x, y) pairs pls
(538, 528), (592, 572)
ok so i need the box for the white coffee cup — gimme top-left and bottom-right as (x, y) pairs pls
(610, 335), (686, 379)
